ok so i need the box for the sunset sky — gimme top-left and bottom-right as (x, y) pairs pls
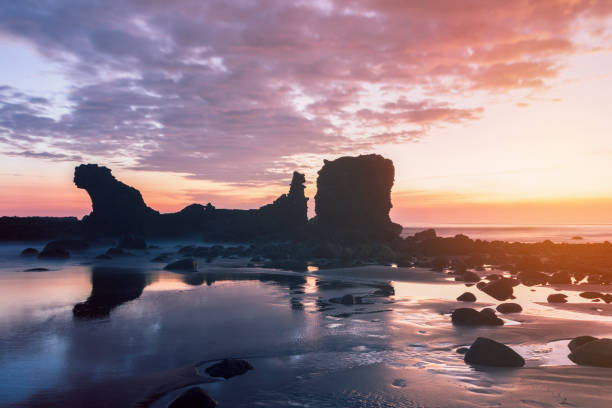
(1, 1), (612, 225)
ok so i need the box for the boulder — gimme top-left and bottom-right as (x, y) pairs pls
(547, 293), (568, 303)
(457, 271), (480, 282)
(568, 336), (598, 352)
(43, 239), (90, 252)
(479, 278), (515, 301)
(118, 234), (147, 250)
(169, 387), (217, 408)
(457, 292), (476, 302)
(20, 247), (39, 256)
(38, 247), (70, 259)
(204, 358), (253, 379)
(464, 337), (525, 367)
(579, 291), (603, 300)
(451, 308), (504, 326)
(164, 258), (198, 272)
(23, 267), (49, 272)
(568, 338), (612, 367)
(496, 303), (522, 314)
(518, 271), (548, 286)
(548, 271), (571, 285)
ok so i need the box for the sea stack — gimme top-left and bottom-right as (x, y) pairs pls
(314, 154), (402, 239)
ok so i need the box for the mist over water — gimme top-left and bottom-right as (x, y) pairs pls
(402, 224), (612, 243)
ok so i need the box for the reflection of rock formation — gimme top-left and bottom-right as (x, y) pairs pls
(73, 267), (151, 319)
(74, 165), (308, 240)
(314, 154), (402, 238)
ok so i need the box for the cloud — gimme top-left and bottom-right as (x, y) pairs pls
(0, 0), (610, 184)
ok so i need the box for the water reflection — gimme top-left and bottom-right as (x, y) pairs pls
(73, 267), (154, 319)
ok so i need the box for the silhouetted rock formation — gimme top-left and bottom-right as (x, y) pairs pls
(74, 164), (159, 236)
(74, 164), (308, 240)
(464, 337), (525, 367)
(314, 154), (402, 240)
(0, 216), (81, 241)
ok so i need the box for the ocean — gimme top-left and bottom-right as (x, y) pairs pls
(401, 224), (612, 243)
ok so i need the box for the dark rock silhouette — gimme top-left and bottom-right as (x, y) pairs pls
(479, 278), (516, 301)
(451, 308), (504, 326)
(72, 267), (149, 319)
(169, 387), (217, 408)
(74, 164), (308, 240)
(74, 164), (159, 236)
(496, 303), (522, 314)
(568, 335), (598, 352)
(21, 247), (39, 256)
(0, 216), (81, 241)
(314, 154), (402, 239)
(204, 358), (253, 379)
(164, 258), (198, 272)
(547, 293), (567, 303)
(568, 338), (612, 367)
(457, 292), (476, 302)
(464, 337), (525, 367)
(38, 247), (70, 259)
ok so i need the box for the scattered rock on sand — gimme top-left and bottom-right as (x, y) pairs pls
(457, 292), (476, 302)
(456, 271), (480, 282)
(464, 337), (525, 367)
(547, 293), (568, 303)
(479, 278), (515, 301)
(568, 336), (598, 352)
(518, 271), (548, 286)
(38, 247), (70, 259)
(164, 258), (198, 272)
(205, 358), (253, 379)
(20, 247), (39, 256)
(451, 308), (504, 326)
(579, 291), (603, 299)
(548, 271), (571, 285)
(496, 303), (522, 314)
(169, 387), (217, 408)
(568, 338), (612, 367)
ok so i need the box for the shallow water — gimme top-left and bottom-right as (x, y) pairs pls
(2, 242), (612, 407)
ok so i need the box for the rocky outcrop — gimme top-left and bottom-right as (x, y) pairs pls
(464, 337), (525, 367)
(74, 164), (308, 240)
(314, 154), (402, 239)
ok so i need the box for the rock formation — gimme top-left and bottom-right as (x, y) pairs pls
(74, 164), (308, 240)
(74, 164), (159, 236)
(314, 154), (402, 239)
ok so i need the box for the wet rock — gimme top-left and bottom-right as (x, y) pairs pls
(456, 271), (480, 282)
(548, 271), (571, 285)
(23, 267), (49, 272)
(165, 258), (198, 272)
(205, 358), (253, 379)
(547, 293), (568, 303)
(485, 274), (501, 281)
(38, 247), (70, 259)
(456, 347), (469, 354)
(451, 308), (504, 326)
(168, 387), (217, 408)
(479, 278), (515, 301)
(579, 291), (603, 299)
(602, 294), (612, 304)
(118, 234), (147, 250)
(496, 303), (522, 314)
(568, 336), (598, 352)
(391, 379), (407, 387)
(457, 292), (476, 302)
(43, 239), (90, 252)
(518, 271), (548, 286)
(21, 247), (39, 256)
(464, 337), (525, 367)
(568, 338), (612, 367)
(106, 247), (130, 256)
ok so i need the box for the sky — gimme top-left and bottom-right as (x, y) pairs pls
(1, 0), (612, 225)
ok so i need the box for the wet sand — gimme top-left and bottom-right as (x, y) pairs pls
(2, 242), (612, 407)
